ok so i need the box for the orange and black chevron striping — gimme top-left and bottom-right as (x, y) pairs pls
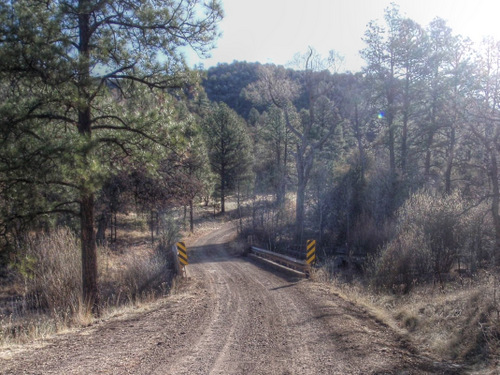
(306, 239), (316, 265)
(177, 241), (188, 266)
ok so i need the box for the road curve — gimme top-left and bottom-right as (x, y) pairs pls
(0, 222), (458, 374)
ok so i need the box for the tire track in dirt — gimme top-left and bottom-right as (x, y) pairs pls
(165, 223), (294, 374)
(161, 223), (242, 374)
(164, 264), (238, 374)
(207, 260), (294, 374)
(237, 258), (355, 374)
(242, 266), (314, 374)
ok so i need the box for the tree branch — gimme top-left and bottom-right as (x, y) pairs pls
(91, 123), (170, 149)
(97, 137), (131, 156)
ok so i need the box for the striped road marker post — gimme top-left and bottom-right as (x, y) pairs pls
(177, 241), (188, 276)
(306, 239), (316, 265)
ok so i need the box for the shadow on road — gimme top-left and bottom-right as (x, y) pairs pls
(185, 244), (237, 264)
(269, 283), (298, 291)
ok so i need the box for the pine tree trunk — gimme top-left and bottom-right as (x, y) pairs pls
(81, 192), (99, 314)
(96, 213), (107, 246)
(150, 209), (155, 243)
(388, 116), (396, 176)
(220, 166), (225, 214)
(78, 4), (99, 314)
(489, 148), (500, 266)
(387, 71), (397, 177)
(354, 103), (366, 181)
(78, 106), (99, 314)
(189, 199), (194, 233)
(401, 118), (408, 177)
(183, 205), (187, 227)
(444, 127), (456, 195)
(237, 180), (242, 231)
(295, 162), (306, 242)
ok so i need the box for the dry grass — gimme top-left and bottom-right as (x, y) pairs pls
(386, 274), (500, 364)
(313, 265), (403, 333)
(318, 262), (500, 371)
(0, 202), (225, 348)
(0, 212), (176, 348)
(100, 248), (170, 306)
(0, 228), (84, 345)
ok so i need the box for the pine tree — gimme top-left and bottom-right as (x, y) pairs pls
(202, 103), (252, 213)
(0, 0), (222, 314)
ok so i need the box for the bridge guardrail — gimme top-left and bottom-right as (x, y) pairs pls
(249, 246), (311, 275)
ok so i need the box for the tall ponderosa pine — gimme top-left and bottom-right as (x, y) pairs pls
(0, 0), (222, 313)
(202, 103), (252, 214)
(361, 5), (430, 211)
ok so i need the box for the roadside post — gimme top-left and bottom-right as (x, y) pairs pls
(306, 239), (316, 266)
(177, 241), (188, 277)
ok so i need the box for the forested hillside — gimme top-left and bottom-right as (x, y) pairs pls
(202, 9), (499, 285)
(202, 61), (262, 118)
(2, 1), (500, 364)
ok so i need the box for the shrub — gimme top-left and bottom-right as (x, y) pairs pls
(349, 212), (394, 256)
(369, 227), (432, 293)
(158, 212), (180, 248)
(115, 252), (168, 303)
(371, 191), (492, 292)
(16, 228), (82, 321)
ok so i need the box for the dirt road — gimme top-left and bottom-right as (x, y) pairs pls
(0, 223), (459, 374)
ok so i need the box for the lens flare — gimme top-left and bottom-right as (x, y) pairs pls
(377, 111), (385, 119)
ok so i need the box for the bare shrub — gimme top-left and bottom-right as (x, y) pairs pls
(464, 204), (494, 272)
(350, 213), (393, 256)
(115, 252), (169, 303)
(16, 228), (82, 321)
(370, 229), (431, 293)
(244, 195), (296, 250)
(158, 212), (180, 248)
(371, 191), (490, 292)
(153, 212), (180, 267)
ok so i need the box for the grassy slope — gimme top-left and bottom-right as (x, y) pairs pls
(314, 266), (500, 373)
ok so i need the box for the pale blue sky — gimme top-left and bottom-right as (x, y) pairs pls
(186, 0), (500, 72)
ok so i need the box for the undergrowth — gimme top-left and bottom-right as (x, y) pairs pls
(0, 216), (176, 347)
(316, 262), (500, 371)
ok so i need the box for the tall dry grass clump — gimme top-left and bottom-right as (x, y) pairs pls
(1, 224), (173, 346)
(0, 228), (86, 345)
(16, 227), (82, 322)
(98, 223), (174, 310)
(110, 250), (169, 304)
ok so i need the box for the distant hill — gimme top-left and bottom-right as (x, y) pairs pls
(202, 61), (263, 119)
(201, 61), (349, 121)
